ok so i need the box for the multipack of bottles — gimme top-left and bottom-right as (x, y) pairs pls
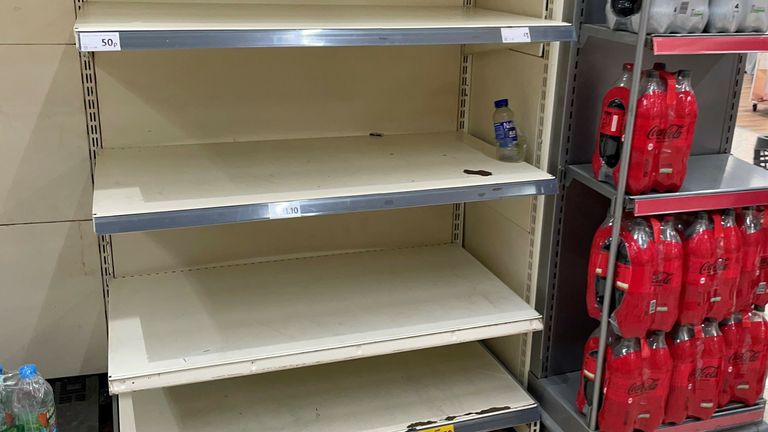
(0, 364), (57, 432)
(606, 0), (768, 33)
(593, 63), (698, 195)
(579, 207), (768, 431)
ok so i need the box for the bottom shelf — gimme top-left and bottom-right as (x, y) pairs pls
(118, 343), (539, 432)
(529, 372), (767, 432)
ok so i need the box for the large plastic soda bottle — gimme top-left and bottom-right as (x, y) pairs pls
(708, 0), (743, 31)
(710, 209), (743, 320)
(688, 319), (726, 420)
(618, 70), (665, 196)
(12, 364), (57, 432)
(606, 0), (676, 33)
(634, 332), (672, 432)
(649, 216), (683, 331)
(493, 99), (525, 162)
(680, 212), (717, 325)
(611, 218), (656, 337)
(599, 337), (643, 432)
(754, 208), (768, 308)
(737, 207), (762, 311)
(593, 64), (633, 183)
(654, 70), (698, 192)
(719, 310), (768, 406)
(587, 213), (616, 320)
(737, 0), (768, 31)
(576, 328), (609, 417)
(668, 0), (710, 32)
(665, 325), (696, 424)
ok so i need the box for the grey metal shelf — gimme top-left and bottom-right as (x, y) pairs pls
(566, 154), (768, 216)
(74, 2), (575, 51)
(581, 24), (768, 55)
(93, 132), (557, 234)
(529, 372), (767, 432)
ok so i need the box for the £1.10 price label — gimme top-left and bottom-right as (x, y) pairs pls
(268, 201), (302, 219)
(79, 32), (122, 51)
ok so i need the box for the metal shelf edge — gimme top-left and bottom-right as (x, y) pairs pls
(94, 177), (558, 234)
(77, 25), (575, 51)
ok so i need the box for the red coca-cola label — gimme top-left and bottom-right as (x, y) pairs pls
(652, 271), (673, 286)
(600, 106), (625, 136)
(728, 349), (761, 365)
(647, 124), (685, 142)
(699, 260), (722, 276)
(689, 365), (720, 380)
(628, 378), (659, 395)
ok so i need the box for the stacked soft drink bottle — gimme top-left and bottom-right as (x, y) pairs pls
(606, 0), (766, 33)
(0, 364), (57, 432)
(579, 208), (768, 431)
(593, 63), (698, 195)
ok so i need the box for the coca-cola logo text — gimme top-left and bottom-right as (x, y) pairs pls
(689, 366), (719, 380)
(729, 350), (761, 365)
(647, 124), (684, 141)
(627, 378), (659, 395)
(699, 258), (728, 275)
(652, 271), (673, 285)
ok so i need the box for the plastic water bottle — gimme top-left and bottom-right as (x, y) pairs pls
(493, 99), (525, 162)
(12, 364), (57, 432)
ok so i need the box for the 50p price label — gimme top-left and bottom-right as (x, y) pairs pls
(79, 32), (122, 51)
(268, 201), (302, 219)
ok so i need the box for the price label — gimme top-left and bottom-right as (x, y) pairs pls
(422, 426), (454, 432)
(268, 201), (302, 219)
(79, 32), (122, 51)
(500, 27), (532, 43)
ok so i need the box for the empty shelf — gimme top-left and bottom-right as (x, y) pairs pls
(567, 154), (768, 215)
(581, 24), (768, 55)
(93, 132), (557, 234)
(118, 343), (540, 432)
(74, 2), (575, 50)
(108, 244), (543, 393)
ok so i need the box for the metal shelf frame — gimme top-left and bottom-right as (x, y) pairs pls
(567, 154), (768, 215)
(74, 2), (576, 51)
(581, 24), (768, 55)
(530, 372), (768, 432)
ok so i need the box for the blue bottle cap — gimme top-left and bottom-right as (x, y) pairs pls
(0, 364), (4, 375)
(494, 99), (509, 109)
(19, 364), (37, 380)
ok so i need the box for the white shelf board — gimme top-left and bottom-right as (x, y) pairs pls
(119, 343), (539, 432)
(93, 132), (556, 234)
(108, 244), (543, 393)
(74, 2), (575, 50)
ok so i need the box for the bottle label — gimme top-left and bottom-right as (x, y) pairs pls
(599, 106), (625, 136)
(494, 120), (518, 149)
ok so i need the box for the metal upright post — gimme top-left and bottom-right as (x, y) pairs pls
(586, 2), (651, 429)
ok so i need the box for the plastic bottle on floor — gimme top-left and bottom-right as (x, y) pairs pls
(493, 99), (525, 162)
(11, 364), (57, 432)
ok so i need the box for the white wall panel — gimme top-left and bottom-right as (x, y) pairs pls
(96, 46), (460, 148)
(112, 206), (453, 276)
(0, 45), (91, 224)
(0, 222), (107, 378)
(0, 0), (75, 44)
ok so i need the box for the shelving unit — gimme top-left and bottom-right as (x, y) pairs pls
(108, 245), (542, 393)
(118, 343), (540, 432)
(74, 2), (575, 50)
(581, 24), (768, 55)
(75, 0), (573, 428)
(93, 132), (556, 234)
(567, 154), (768, 215)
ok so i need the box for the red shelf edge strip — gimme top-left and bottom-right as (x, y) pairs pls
(633, 190), (768, 216)
(653, 35), (768, 55)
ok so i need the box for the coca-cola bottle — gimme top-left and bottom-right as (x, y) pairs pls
(680, 212), (717, 325)
(654, 70), (698, 193)
(737, 207), (762, 311)
(710, 209), (742, 320)
(665, 325), (696, 424)
(754, 208), (768, 307)
(634, 332), (672, 432)
(594, 64), (633, 183)
(587, 213), (616, 320)
(649, 216), (683, 332)
(719, 310), (768, 406)
(577, 328), (609, 417)
(688, 319), (726, 420)
(611, 218), (656, 337)
(599, 337), (643, 432)
(617, 70), (665, 196)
